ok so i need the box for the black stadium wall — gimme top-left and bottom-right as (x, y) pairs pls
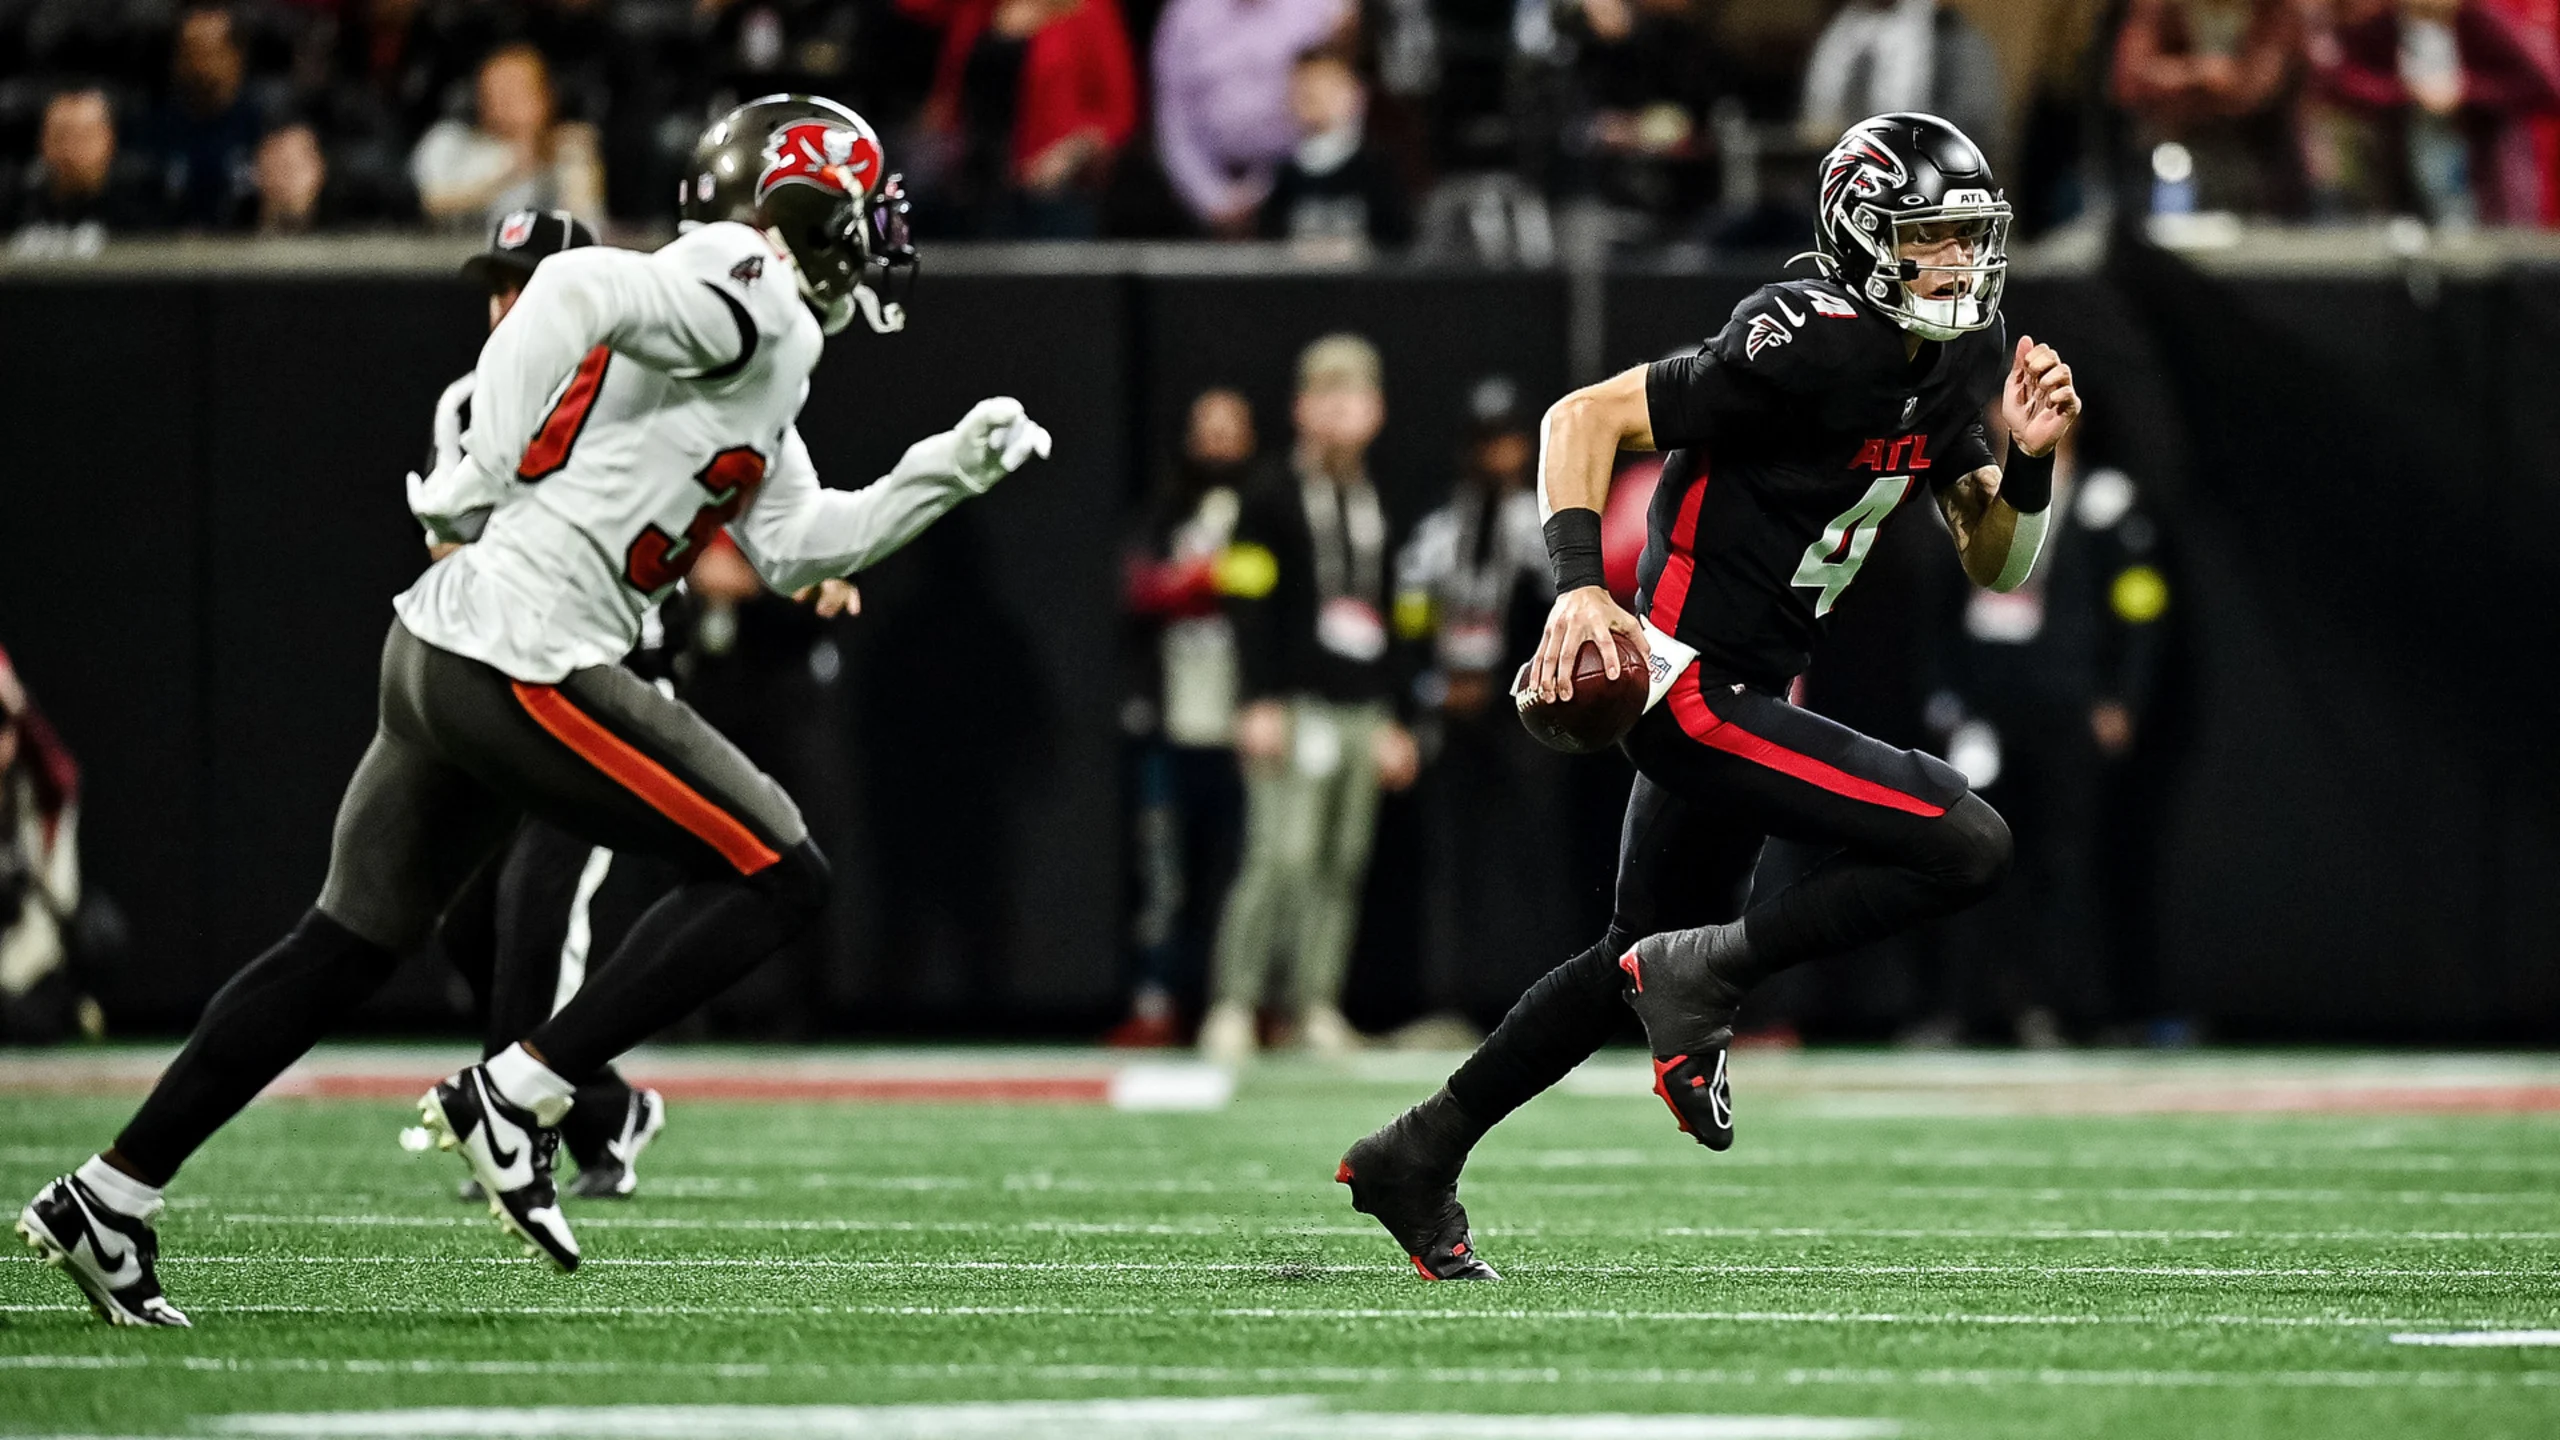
(0, 250), (2553, 1041)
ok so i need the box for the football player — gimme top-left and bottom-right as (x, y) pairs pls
(425, 212), (857, 1202)
(16, 95), (1050, 1324)
(1339, 113), (2079, 1280)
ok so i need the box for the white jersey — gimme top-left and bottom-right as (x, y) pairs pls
(400, 220), (993, 682)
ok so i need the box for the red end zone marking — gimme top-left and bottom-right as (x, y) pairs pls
(283, 1074), (1114, 1105)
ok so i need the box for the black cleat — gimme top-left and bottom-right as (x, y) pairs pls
(568, 1087), (666, 1200)
(16, 1175), (190, 1327)
(1337, 1112), (1499, 1281)
(418, 1065), (580, 1271)
(1619, 928), (1743, 1150)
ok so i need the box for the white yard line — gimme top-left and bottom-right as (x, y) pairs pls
(214, 1214), (2560, 1244)
(0, 1301), (2538, 1330)
(2389, 1330), (2560, 1347)
(132, 1255), (2558, 1281)
(2, 1354), (2555, 1391)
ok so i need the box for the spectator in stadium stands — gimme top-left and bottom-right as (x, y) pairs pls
(1260, 48), (1415, 249)
(0, 647), (101, 1044)
(7, 87), (154, 258)
(1800, 0), (2007, 166)
(410, 43), (602, 229)
(2311, 0), (2560, 225)
(2480, 0), (2560, 223)
(252, 121), (328, 234)
(1111, 388), (1261, 1048)
(2111, 0), (2310, 216)
(1562, 0), (1726, 232)
(1202, 336), (1420, 1064)
(1936, 445), (2179, 1047)
(1395, 377), (1585, 1020)
(1151, 0), (1353, 236)
(143, 5), (267, 230)
(904, 0), (1140, 238)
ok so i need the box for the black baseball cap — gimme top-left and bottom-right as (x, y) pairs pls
(461, 209), (597, 293)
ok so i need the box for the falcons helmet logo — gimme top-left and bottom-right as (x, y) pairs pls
(1821, 131), (1909, 219)
(756, 121), (881, 203)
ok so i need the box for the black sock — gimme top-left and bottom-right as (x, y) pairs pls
(525, 841), (828, 1079)
(1444, 934), (1632, 1132)
(113, 910), (397, 1186)
(1739, 792), (2013, 978)
(560, 1072), (636, 1166)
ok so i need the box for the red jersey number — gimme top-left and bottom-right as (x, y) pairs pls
(624, 446), (768, 592)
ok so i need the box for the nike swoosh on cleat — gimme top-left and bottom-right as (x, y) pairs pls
(471, 1077), (524, 1171)
(65, 1190), (140, 1286)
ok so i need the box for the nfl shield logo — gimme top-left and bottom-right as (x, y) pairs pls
(497, 211), (538, 249)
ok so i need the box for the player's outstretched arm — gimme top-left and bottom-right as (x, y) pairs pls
(1946, 334), (2082, 592)
(727, 401), (1051, 594)
(1529, 366), (1653, 703)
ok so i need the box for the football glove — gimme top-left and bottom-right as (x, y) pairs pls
(953, 397), (1052, 493)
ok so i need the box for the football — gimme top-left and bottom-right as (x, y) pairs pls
(1513, 633), (1649, 754)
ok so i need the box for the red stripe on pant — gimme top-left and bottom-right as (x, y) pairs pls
(510, 681), (781, 874)
(1645, 465), (1712, 632)
(1664, 668), (1946, 817)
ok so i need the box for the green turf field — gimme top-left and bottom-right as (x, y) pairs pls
(4, 1047), (2558, 1438)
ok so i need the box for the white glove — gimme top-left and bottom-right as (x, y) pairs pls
(953, 396), (1053, 492)
(406, 469), (490, 546)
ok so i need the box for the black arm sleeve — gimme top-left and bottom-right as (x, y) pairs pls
(1644, 350), (1779, 451)
(1934, 418), (1997, 491)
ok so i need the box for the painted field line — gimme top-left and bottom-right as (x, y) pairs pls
(215, 1214), (2560, 1244)
(0, 1302), (2537, 1330)
(2390, 1330), (2560, 1347)
(140, 1255), (2560, 1282)
(4, 1354), (2557, 1392)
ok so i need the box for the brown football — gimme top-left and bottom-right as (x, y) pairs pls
(1513, 633), (1649, 754)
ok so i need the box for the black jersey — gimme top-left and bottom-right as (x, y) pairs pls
(1637, 278), (2006, 690)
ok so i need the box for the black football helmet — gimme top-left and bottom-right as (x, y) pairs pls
(681, 94), (916, 336)
(1808, 113), (2010, 342)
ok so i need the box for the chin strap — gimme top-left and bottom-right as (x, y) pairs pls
(852, 283), (905, 334)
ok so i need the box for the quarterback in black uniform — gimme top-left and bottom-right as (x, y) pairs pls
(1338, 113), (2082, 1280)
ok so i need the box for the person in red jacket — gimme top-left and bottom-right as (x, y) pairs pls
(2313, 0), (2560, 224)
(903, 0), (1141, 236)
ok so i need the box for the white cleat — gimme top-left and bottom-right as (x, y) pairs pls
(17, 1175), (190, 1327)
(418, 1064), (580, 1272)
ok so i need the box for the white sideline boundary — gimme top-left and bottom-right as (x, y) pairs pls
(4, 1354), (2557, 1391)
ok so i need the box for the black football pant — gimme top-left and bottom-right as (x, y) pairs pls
(113, 621), (827, 1185)
(1446, 669), (2011, 1131)
(438, 819), (687, 1165)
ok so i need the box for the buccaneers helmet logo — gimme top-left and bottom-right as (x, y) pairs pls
(756, 121), (881, 202)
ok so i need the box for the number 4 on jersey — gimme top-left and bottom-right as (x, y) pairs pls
(1791, 476), (1911, 616)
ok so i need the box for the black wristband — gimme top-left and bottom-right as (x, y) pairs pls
(2001, 445), (2056, 514)
(1543, 508), (1607, 593)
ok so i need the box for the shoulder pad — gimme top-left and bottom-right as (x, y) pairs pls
(664, 221), (801, 335)
(1709, 282), (1871, 391)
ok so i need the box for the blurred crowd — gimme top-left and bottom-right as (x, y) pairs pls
(1113, 342), (2190, 1061)
(10, 0), (2560, 260)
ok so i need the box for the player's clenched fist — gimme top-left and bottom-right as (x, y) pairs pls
(1531, 584), (1647, 703)
(954, 396), (1054, 491)
(2000, 335), (2081, 459)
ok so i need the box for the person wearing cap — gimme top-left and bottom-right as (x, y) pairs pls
(1393, 376), (1585, 1021)
(1200, 334), (1420, 1063)
(413, 208), (681, 1202)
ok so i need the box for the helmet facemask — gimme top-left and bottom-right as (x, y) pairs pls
(1850, 195), (2010, 342)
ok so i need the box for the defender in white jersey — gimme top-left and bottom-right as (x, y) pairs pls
(16, 96), (1046, 1323)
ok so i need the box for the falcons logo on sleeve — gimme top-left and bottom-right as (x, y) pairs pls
(756, 122), (881, 202)
(1745, 311), (1794, 360)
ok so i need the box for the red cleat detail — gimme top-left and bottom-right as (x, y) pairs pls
(1651, 1054), (1693, 1134)
(1618, 949), (1644, 992)
(1451, 1241), (1467, 1256)
(1335, 1161), (1355, 1184)
(1411, 1255), (1438, 1281)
